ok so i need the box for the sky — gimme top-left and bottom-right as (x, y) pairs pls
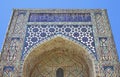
(0, 0), (120, 61)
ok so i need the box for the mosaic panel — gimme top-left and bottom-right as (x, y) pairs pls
(17, 10), (27, 16)
(3, 37), (22, 62)
(3, 66), (14, 72)
(99, 37), (107, 47)
(103, 66), (114, 77)
(99, 37), (108, 61)
(3, 66), (14, 77)
(22, 24), (96, 60)
(1, 9), (119, 77)
(28, 13), (91, 22)
(95, 12), (109, 35)
(103, 66), (114, 70)
(99, 37), (116, 61)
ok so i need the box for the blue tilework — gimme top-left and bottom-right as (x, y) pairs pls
(3, 66), (14, 71)
(28, 13), (91, 22)
(11, 37), (20, 40)
(22, 24), (96, 60)
(103, 66), (114, 71)
(99, 37), (107, 47)
(17, 10), (27, 16)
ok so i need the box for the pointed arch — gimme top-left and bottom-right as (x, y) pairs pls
(22, 36), (96, 77)
(21, 35), (97, 61)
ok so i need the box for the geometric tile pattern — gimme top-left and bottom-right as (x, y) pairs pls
(22, 24), (96, 60)
(99, 37), (107, 47)
(28, 13), (91, 22)
(3, 66), (14, 72)
(103, 66), (114, 77)
(3, 66), (14, 77)
(103, 66), (114, 70)
(1, 9), (119, 77)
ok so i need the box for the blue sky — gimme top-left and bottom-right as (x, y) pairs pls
(0, 0), (120, 61)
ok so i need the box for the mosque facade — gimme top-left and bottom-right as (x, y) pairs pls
(0, 9), (120, 77)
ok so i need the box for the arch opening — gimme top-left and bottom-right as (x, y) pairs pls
(56, 68), (64, 77)
(22, 37), (95, 77)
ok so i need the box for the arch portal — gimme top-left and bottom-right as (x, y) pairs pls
(22, 37), (95, 77)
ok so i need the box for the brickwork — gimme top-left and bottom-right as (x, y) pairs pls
(0, 9), (119, 77)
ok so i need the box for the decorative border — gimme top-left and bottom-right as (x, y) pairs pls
(28, 13), (91, 22)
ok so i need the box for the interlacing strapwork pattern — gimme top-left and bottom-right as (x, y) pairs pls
(22, 24), (96, 60)
(0, 9), (119, 77)
(31, 51), (89, 77)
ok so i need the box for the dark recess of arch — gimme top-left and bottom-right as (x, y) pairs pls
(56, 68), (64, 77)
